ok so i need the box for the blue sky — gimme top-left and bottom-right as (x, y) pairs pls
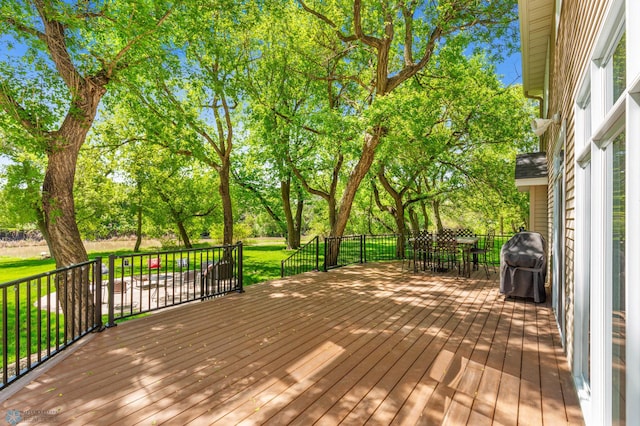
(495, 51), (523, 87)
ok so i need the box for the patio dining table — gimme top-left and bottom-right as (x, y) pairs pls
(408, 234), (479, 275)
(133, 274), (174, 302)
(455, 236), (479, 277)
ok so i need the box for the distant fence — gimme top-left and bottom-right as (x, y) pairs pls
(281, 232), (515, 278)
(0, 242), (243, 389)
(0, 229), (43, 242)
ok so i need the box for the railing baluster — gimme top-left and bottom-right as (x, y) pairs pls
(13, 281), (20, 382)
(36, 278), (42, 364)
(26, 278), (32, 371)
(95, 258), (102, 330)
(2, 287), (7, 386)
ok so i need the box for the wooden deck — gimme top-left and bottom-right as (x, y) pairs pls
(0, 262), (584, 425)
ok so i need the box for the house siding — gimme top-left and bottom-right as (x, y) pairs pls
(522, 0), (640, 422)
(545, 0), (610, 367)
(529, 185), (548, 234)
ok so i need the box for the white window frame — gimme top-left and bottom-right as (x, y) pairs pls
(574, 77), (592, 411)
(627, 1), (640, 424)
(551, 124), (566, 344)
(582, 0), (640, 423)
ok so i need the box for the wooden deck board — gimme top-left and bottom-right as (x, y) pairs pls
(0, 263), (584, 425)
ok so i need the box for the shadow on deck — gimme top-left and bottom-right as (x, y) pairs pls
(0, 262), (583, 425)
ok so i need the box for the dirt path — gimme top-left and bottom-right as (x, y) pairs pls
(0, 239), (163, 259)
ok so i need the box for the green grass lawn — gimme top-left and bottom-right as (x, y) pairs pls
(0, 257), (58, 284)
(0, 243), (294, 285)
(242, 244), (292, 285)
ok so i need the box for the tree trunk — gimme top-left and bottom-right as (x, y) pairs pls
(35, 207), (53, 257)
(281, 177), (304, 250)
(134, 204), (143, 252)
(432, 199), (443, 233)
(43, 85), (104, 338)
(420, 200), (430, 231)
(408, 208), (420, 235)
(393, 202), (407, 258)
(281, 177), (296, 249)
(134, 182), (143, 252)
(331, 128), (382, 238)
(293, 185), (304, 248)
(328, 196), (337, 234)
(325, 130), (382, 267)
(375, 166), (406, 257)
(43, 148), (88, 267)
(219, 160), (234, 245)
(176, 220), (192, 248)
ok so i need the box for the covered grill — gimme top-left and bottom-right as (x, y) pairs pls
(500, 232), (547, 303)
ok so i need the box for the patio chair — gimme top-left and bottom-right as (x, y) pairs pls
(201, 259), (234, 296)
(148, 257), (161, 269)
(105, 278), (138, 309)
(179, 270), (200, 299)
(100, 278), (125, 300)
(404, 231), (432, 272)
(402, 234), (415, 271)
(456, 228), (475, 238)
(433, 232), (458, 272)
(470, 230), (496, 278)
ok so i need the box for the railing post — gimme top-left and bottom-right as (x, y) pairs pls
(315, 236), (319, 271)
(323, 237), (328, 272)
(106, 255), (116, 328)
(94, 257), (103, 330)
(361, 235), (366, 264)
(237, 241), (244, 293)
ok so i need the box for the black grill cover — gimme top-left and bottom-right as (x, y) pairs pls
(500, 232), (547, 303)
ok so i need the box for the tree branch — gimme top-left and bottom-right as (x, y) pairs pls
(0, 82), (46, 140)
(286, 152), (330, 201)
(401, 3), (414, 65)
(371, 178), (393, 215)
(232, 169), (286, 230)
(298, 0), (357, 43)
(107, 8), (173, 77)
(1, 16), (46, 42)
(386, 25), (442, 93)
(352, 0), (381, 48)
(33, 0), (84, 91)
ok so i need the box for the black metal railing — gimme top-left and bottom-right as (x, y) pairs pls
(282, 234), (406, 277)
(324, 235), (365, 271)
(1, 242), (243, 389)
(485, 233), (514, 266)
(281, 232), (516, 278)
(365, 234), (403, 262)
(323, 234), (405, 270)
(280, 236), (320, 278)
(1, 260), (102, 389)
(104, 242), (243, 324)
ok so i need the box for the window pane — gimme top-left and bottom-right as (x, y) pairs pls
(582, 163), (591, 387)
(611, 132), (625, 425)
(612, 32), (626, 103)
